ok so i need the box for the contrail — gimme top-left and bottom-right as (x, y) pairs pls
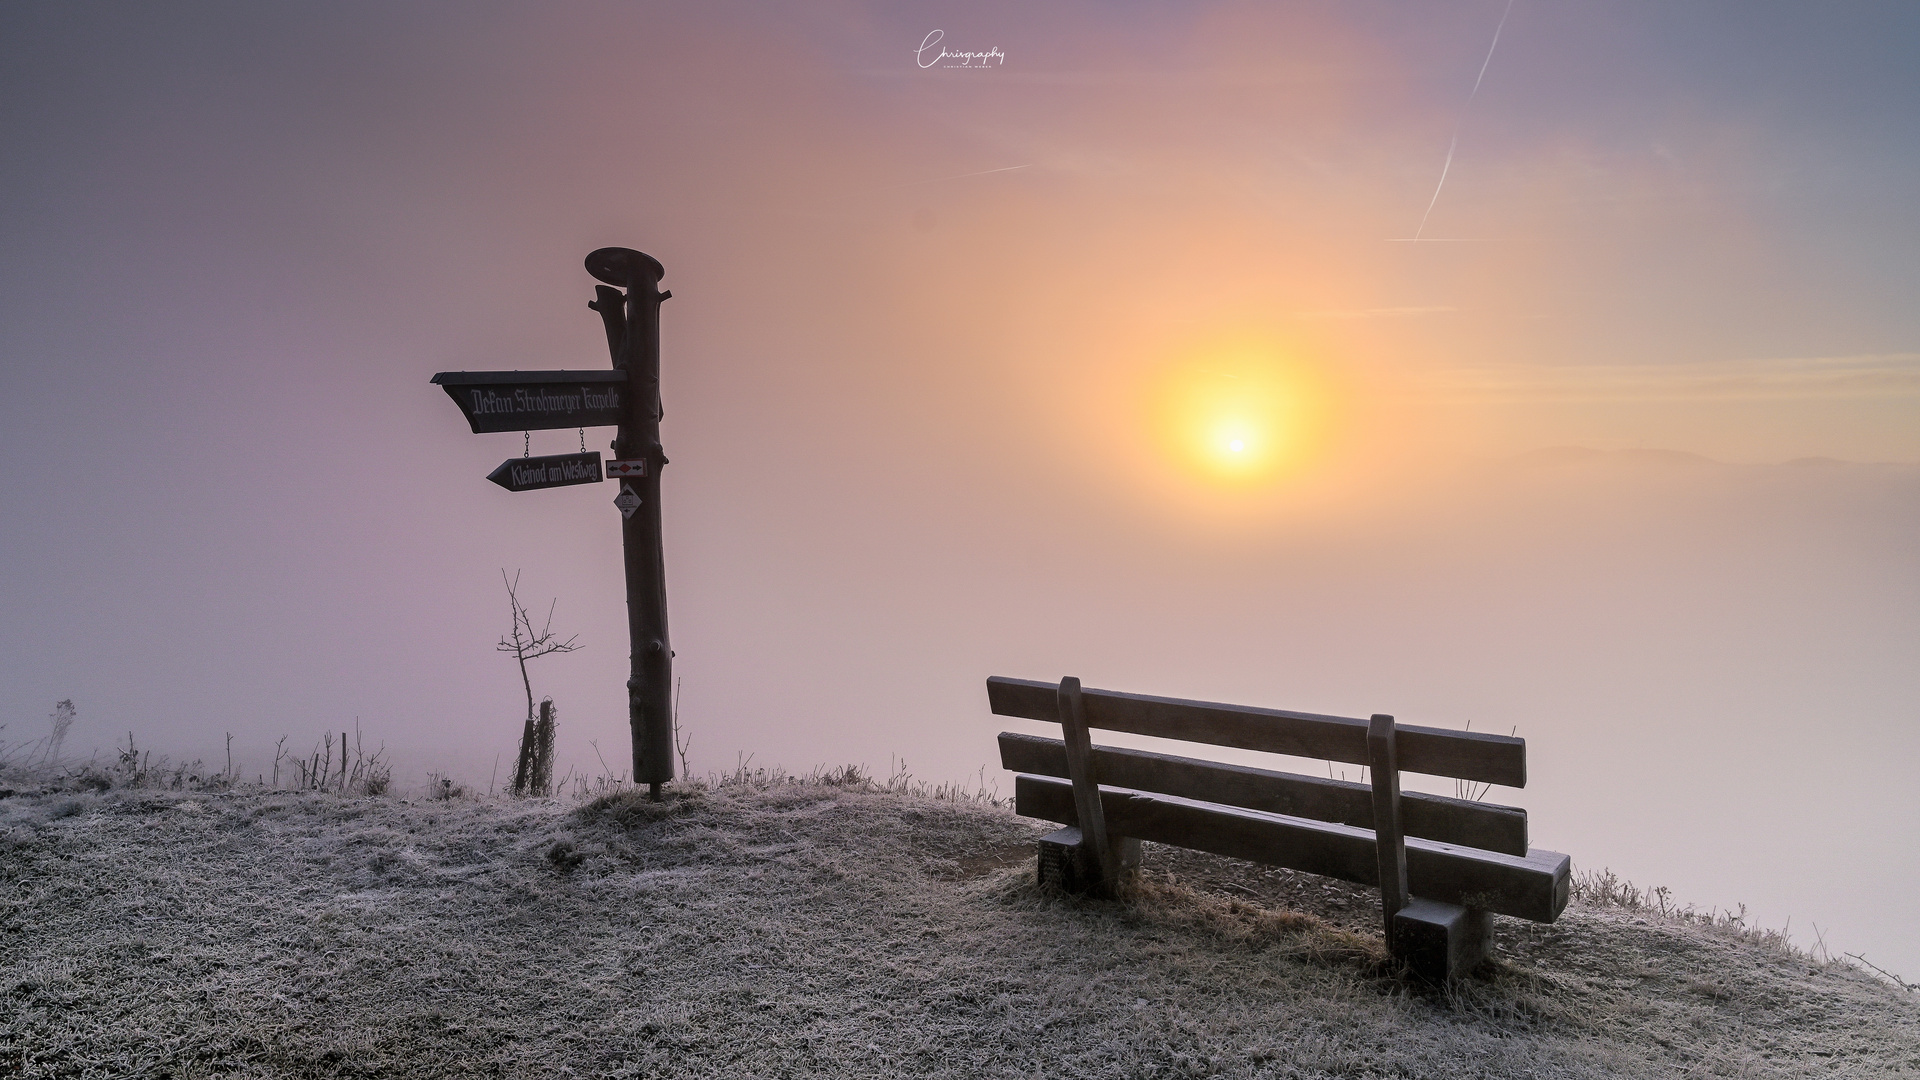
(1413, 0), (1515, 241)
(895, 164), (1032, 187)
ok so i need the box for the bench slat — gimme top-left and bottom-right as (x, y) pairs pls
(988, 676), (1526, 788)
(1014, 774), (1570, 923)
(998, 733), (1528, 855)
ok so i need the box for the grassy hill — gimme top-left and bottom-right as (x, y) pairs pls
(2, 771), (1913, 1078)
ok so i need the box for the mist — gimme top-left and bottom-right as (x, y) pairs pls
(2, 2), (1915, 978)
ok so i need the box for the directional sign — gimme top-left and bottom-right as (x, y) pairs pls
(486, 452), (603, 492)
(613, 483), (641, 519)
(431, 370), (628, 433)
(427, 246), (676, 796)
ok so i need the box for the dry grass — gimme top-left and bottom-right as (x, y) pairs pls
(1, 768), (1914, 1079)
(0, 729), (392, 801)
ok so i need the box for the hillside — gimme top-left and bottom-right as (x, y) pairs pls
(2, 775), (1913, 1078)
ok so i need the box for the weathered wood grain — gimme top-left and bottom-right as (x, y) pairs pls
(991, 674), (1365, 761)
(996, 733), (1528, 855)
(1392, 898), (1493, 983)
(1057, 677), (1119, 895)
(987, 676), (1526, 787)
(1368, 713), (1409, 938)
(1013, 774), (1570, 923)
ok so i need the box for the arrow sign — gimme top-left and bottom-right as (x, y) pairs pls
(605, 458), (648, 479)
(486, 452), (604, 492)
(431, 370), (628, 433)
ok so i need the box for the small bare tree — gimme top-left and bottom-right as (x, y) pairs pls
(498, 570), (578, 796)
(45, 699), (77, 764)
(672, 677), (690, 781)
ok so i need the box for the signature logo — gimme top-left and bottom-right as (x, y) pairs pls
(916, 30), (1005, 69)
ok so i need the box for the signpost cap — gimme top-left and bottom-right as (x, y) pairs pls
(585, 247), (664, 288)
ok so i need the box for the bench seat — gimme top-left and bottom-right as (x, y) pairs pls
(1014, 773), (1570, 923)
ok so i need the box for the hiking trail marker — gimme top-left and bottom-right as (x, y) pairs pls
(431, 246), (677, 799)
(613, 483), (641, 519)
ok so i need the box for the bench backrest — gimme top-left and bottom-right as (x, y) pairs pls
(989, 676), (1525, 786)
(989, 675), (1570, 926)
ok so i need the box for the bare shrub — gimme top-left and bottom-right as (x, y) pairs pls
(272, 725), (390, 795)
(1574, 865), (1807, 959)
(498, 570), (578, 796)
(56, 732), (221, 793)
(690, 753), (1003, 808)
(46, 700), (76, 763)
(425, 772), (467, 800)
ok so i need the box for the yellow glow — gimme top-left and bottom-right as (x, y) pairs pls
(1147, 341), (1336, 487)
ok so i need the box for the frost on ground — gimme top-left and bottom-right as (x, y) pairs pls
(0, 777), (1914, 1079)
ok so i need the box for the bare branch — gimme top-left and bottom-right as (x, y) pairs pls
(1845, 952), (1916, 992)
(498, 569), (581, 722)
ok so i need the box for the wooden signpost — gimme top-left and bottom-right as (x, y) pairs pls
(431, 247), (676, 799)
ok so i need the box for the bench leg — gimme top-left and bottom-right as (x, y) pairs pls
(1391, 898), (1492, 982)
(1037, 826), (1140, 897)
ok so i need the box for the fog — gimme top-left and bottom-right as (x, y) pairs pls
(2, 2), (1915, 977)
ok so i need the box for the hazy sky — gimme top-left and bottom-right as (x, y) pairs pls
(3, 3), (1916, 977)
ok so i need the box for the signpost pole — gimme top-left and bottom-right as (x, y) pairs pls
(586, 248), (674, 800)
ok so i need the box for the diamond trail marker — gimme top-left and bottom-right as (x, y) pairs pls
(613, 483), (641, 519)
(431, 246), (677, 799)
(486, 451), (604, 493)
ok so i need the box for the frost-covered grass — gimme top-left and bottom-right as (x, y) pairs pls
(0, 769), (1914, 1078)
(0, 728), (392, 799)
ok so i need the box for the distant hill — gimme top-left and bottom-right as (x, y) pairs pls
(1515, 446), (1725, 468)
(1512, 446), (1917, 470)
(2, 775), (1914, 1078)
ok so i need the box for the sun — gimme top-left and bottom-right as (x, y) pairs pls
(1148, 342), (1334, 486)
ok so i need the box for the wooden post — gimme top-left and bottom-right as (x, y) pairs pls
(1058, 677), (1121, 895)
(1367, 713), (1409, 944)
(587, 248), (674, 801)
(511, 716), (536, 796)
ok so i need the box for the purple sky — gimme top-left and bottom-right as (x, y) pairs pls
(3, 3), (1916, 978)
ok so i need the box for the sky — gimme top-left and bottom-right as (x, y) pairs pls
(2, 3), (1916, 978)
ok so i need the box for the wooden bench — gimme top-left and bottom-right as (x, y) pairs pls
(989, 675), (1571, 981)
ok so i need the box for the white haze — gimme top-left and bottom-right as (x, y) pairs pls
(1, 1), (1915, 982)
